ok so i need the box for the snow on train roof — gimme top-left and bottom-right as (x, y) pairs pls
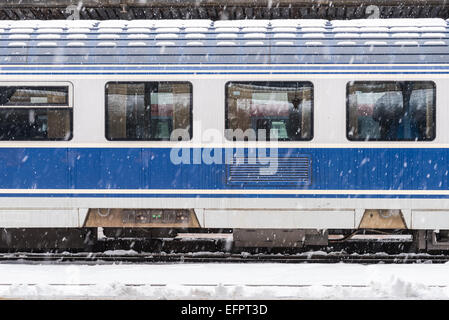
(1, 18), (449, 65)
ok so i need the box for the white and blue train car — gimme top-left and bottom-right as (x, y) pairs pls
(0, 18), (448, 249)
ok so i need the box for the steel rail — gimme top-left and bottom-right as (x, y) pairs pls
(0, 252), (447, 264)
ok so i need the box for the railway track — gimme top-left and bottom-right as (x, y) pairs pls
(0, 251), (448, 264)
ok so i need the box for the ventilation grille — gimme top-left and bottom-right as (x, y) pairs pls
(226, 155), (311, 186)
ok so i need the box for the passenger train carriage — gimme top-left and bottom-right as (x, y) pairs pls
(0, 18), (448, 250)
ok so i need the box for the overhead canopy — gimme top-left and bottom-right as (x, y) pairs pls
(0, 0), (449, 20)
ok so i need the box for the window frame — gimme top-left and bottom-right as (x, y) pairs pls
(224, 81), (314, 142)
(104, 81), (193, 141)
(346, 80), (436, 142)
(0, 82), (73, 141)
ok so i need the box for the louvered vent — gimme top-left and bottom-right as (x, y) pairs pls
(226, 156), (311, 186)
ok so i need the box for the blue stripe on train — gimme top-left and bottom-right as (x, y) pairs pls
(0, 148), (446, 191)
(4, 65), (449, 71)
(3, 64), (449, 75)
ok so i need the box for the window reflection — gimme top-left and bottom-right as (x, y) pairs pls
(347, 81), (435, 141)
(0, 86), (71, 141)
(106, 82), (192, 141)
(226, 82), (313, 141)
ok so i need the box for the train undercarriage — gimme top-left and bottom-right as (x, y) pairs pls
(1, 207), (449, 254)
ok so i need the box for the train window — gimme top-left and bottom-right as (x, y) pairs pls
(225, 82), (313, 141)
(0, 86), (72, 141)
(347, 81), (436, 141)
(105, 82), (192, 141)
(0, 86), (68, 106)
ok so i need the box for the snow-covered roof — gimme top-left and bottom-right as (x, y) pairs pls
(1, 18), (449, 65)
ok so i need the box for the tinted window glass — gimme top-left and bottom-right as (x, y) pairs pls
(106, 82), (192, 141)
(347, 81), (436, 141)
(0, 86), (68, 106)
(0, 86), (71, 141)
(225, 82), (313, 141)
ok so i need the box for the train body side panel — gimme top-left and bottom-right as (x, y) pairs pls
(0, 147), (445, 193)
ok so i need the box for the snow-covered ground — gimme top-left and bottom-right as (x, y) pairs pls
(2, 262), (449, 299)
